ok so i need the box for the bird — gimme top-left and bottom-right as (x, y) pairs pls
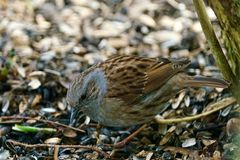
(67, 55), (229, 128)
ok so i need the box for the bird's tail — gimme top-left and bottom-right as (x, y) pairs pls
(185, 76), (230, 88)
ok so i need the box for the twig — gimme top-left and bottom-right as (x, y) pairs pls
(54, 145), (59, 160)
(155, 97), (236, 124)
(0, 120), (23, 124)
(0, 116), (84, 133)
(6, 139), (110, 158)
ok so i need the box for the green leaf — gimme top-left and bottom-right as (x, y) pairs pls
(12, 124), (56, 134)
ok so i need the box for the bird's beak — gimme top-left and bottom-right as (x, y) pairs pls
(69, 107), (81, 127)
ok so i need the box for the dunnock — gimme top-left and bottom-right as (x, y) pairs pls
(67, 55), (229, 127)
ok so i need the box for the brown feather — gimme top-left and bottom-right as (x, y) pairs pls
(144, 57), (190, 93)
(99, 55), (190, 103)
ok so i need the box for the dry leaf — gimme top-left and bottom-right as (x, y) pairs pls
(63, 129), (77, 138)
(44, 137), (61, 144)
(28, 79), (41, 89)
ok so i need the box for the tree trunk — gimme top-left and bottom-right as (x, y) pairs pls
(207, 0), (240, 103)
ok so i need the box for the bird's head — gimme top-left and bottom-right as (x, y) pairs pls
(66, 68), (107, 126)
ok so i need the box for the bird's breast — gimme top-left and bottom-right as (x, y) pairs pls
(86, 98), (164, 127)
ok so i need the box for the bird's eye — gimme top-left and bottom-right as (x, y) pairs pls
(80, 94), (87, 100)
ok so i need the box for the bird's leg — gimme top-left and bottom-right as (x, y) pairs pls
(96, 123), (102, 144)
(113, 124), (147, 148)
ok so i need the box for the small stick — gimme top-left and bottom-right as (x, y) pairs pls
(113, 124), (148, 148)
(0, 116), (84, 133)
(6, 139), (110, 158)
(54, 145), (59, 160)
(155, 97), (236, 124)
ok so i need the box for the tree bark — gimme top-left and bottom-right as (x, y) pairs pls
(208, 0), (240, 77)
(193, 0), (240, 103)
(207, 0), (240, 103)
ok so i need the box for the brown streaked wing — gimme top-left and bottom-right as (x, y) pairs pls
(144, 57), (190, 93)
(98, 56), (157, 103)
(144, 63), (178, 93)
(100, 55), (189, 104)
